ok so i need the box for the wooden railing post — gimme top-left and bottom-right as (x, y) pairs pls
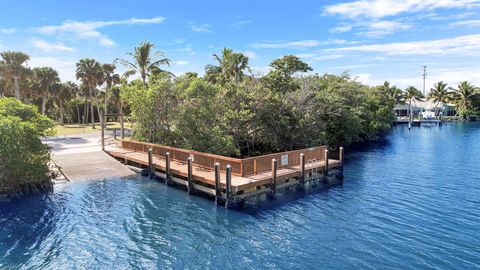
(165, 152), (171, 184)
(113, 128), (117, 140)
(148, 148), (153, 179)
(120, 114), (125, 139)
(214, 162), (221, 205)
(187, 157), (193, 194)
(225, 165), (232, 208)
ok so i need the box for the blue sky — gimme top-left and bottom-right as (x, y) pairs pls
(1, 0), (480, 90)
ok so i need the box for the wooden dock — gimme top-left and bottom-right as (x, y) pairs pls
(106, 139), (344, 207)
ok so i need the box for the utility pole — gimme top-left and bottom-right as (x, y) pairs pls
(422, 65), (427, 96)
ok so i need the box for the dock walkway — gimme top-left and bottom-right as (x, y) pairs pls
(48, 133), (135, 181)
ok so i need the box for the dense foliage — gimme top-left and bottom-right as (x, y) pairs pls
(122, 59), (397, 157)
(0, 98), (54, 197)
(1, 43), (479, 158)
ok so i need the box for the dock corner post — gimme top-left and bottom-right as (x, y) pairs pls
(214, 162), (221, 205)
(113, 128), (117, 140)
(323, 149), (329, 183)
(100, 110), (105, 151)
(165, 152), (171, 185)
(148, 148), (153, 179)
(339, 146), (344, 178)
(268, 159), (277, 199)
(298, 153), (306, 190)
(225, 165), (232, 208)
(187, 157), (194, 194)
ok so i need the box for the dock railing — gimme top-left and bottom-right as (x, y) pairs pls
(120, 139), (327, 177)
(241, 146), (327, 176)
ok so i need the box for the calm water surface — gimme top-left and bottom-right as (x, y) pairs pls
(1, 123), (480, 269)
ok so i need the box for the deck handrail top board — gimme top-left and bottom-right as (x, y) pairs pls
(120, 138), (327, 162)
(119, 138), (243, 162)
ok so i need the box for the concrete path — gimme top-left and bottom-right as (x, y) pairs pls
(47, 132), (135, 181)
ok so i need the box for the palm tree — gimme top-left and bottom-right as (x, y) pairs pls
(428, 81), (450, 118)
(101, 63), (120, 115)
(0, 51), (31, 99)
(0, 75), (8, 97)
(115, 41), (170, 86)
(76, 58), (103, 128)
(206, 48), (250, 83)
(453, 81), (477, 119)
(53, 82), (75, 125)
(381, 81), (404, 104)
(32, 67), (60, 115)
(404, 86), (423, 123)
(62, 81), (80, 124)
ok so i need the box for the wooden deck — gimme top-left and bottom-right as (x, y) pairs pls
(106, 139), (344, 206)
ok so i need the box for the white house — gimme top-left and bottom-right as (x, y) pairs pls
(394, 100), (456, 118)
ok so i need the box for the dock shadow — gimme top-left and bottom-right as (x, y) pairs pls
(234, 180), (345, 215)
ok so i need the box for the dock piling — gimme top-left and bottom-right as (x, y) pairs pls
(225, 165), (232, 208)
(148, 148), (153, 179)
(214, 162), (221, 205)
(298, 153), (305, 190)
(165, 152), (171, 184)
(324, 149), (329, 182)
(338, 146), (343, 175)
(268, 159), (277, 199)
(187, 157), (194, 194)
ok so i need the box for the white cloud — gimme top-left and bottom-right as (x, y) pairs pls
(450, 19), (480, 27)
(313, 54), (346, 61)
(37, 16), (165, 47)
(99, 37), (116, 47)
(295, 53), (316, 59)
(190, 23), (211, 33)
(28, 56), (77, 81)
(250, 66), (271, 76)
(174, 60), (189, 66)
(326, 34), (480, 56)
(355, 73), (372, 84)
(323, 0), (480, 19)
(295, 53), (346, 61)
(243, 50), (256, 59)
(0, 28), (16, 34)
(351, 67), (480, 90)
(251, 40), (321, 49)
(31, 39), (74, 52)
(230, 20), (252, 28)
(360, 20), (412, 37)
(174, 46), (195, 55)
(330, 24), (353, 33)
(251, 39), (353, 49)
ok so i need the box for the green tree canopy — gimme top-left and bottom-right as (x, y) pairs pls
(0, 98), (54, 197)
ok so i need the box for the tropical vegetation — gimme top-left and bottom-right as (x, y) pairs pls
(0, 41), (479, 158)
(0, 98), (54, 197)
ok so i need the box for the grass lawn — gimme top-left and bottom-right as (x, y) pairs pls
(54, 122), (132, 136)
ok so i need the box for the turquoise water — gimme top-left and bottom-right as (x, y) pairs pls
(1, 123), (480, 269)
